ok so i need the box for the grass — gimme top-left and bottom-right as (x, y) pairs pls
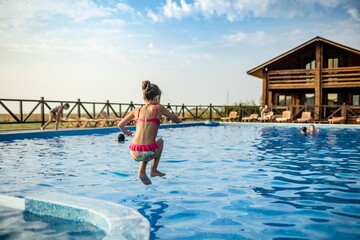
(0, 123), (75, 131)
(0, 113), (81, 131)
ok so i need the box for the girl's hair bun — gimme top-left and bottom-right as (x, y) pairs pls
(142, 80), (151, 91)
(141, 80), (161, 100)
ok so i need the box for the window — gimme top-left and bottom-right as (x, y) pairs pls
(353, 95), (360, 106)
(328, 58), (339, 68)
(304, 93), (315, 106)
(278, 95), (292, 106)
(327, 93), (338, 105)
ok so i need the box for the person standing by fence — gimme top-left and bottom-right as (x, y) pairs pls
(41, 103), (70, 131)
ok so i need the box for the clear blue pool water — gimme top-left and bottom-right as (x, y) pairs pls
(0, 124), (360, 239)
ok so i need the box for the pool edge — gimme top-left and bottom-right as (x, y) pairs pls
(0, 193), (150, 240)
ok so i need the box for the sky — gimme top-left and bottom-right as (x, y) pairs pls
(0, 0), (360, 106)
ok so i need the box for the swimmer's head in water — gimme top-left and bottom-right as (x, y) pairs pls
(118, 133), (125, 143)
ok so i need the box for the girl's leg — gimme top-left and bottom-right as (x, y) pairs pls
(151, 138), (165, 177)
(55, 113), (62, 130)
(41, 113), (55, 130)
(138, 161), (152, 185)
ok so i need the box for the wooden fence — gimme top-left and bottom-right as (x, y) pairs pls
(0, 97), (260, 126)
(1, 98), (359, 126)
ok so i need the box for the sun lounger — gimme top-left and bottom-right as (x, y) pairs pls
(77, 117), (100, 128)
(61, 117), (81, 128)
(258, 111), (274, 122)
(276, 111), (292, 123)
(296, 112), (313, 123)
(221, 111), (239, 122)
(242, 113), (259, 122)
(328, 116), (346, 124)
(98, 111), (121, 127)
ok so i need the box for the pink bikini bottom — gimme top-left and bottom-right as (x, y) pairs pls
(129, 143), (159, 162)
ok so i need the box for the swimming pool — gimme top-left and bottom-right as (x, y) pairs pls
(0, 124), (359, 239)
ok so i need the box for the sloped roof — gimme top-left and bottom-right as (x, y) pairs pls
(247, 36), (360, 79)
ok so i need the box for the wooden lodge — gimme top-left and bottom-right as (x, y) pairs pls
(247, 36), (360, 123)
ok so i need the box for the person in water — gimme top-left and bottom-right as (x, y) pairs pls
(41, 103), (70, 131)
(309, 124), (319, 134)
(118, 80), (180, 185)
(118, 133), (125, 143)
(300, 126), (307, 135)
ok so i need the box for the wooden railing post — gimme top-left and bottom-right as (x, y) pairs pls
(182, 104), (185, 120)
(342, 102), (347, 118)
(106, 100), (110, 114)
(77, 98), (81, 118)
(40, 97), (45, 125)
(93, 103), (96, 118)
(239, 103), (242, 120)
(19, 100), (23, 122)
(210, 103), (213, 121)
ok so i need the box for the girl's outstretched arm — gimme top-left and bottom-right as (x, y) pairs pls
(159, 105), (180, 123)
(118, 110), (135, 136)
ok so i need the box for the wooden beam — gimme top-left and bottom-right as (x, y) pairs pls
(314, 42), (322, 120)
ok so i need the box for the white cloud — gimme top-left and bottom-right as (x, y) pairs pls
(223, 32), (247, 43)
(347, 7), (360, 21)
(223, 31), (267, 44)
(0, 0), (115, 29)
(101, 19), (126, 27)
(147, 9), (161, 22)
(116, 3), (134, 13)
(148, 0), (344, 22)
(163, 0), (194, 19)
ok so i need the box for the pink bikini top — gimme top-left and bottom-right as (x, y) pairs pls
(135, 105), (161, 126)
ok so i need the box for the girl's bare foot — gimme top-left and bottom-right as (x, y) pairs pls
(139, 174), (152, 185)
(150, 170), (166, 177)
(40, 127), (44, 131)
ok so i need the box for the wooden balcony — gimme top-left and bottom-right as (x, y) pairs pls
(322, 66), (360, 88)
(268, 66), (360, 89)
(268, 69), (315, 89)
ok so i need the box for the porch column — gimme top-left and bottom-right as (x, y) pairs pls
(262, 68), (269, 107)
(262, 79), (267, 106)
(314, 42), (323, 120)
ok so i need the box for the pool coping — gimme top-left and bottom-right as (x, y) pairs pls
(0, 193), (149, 240)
